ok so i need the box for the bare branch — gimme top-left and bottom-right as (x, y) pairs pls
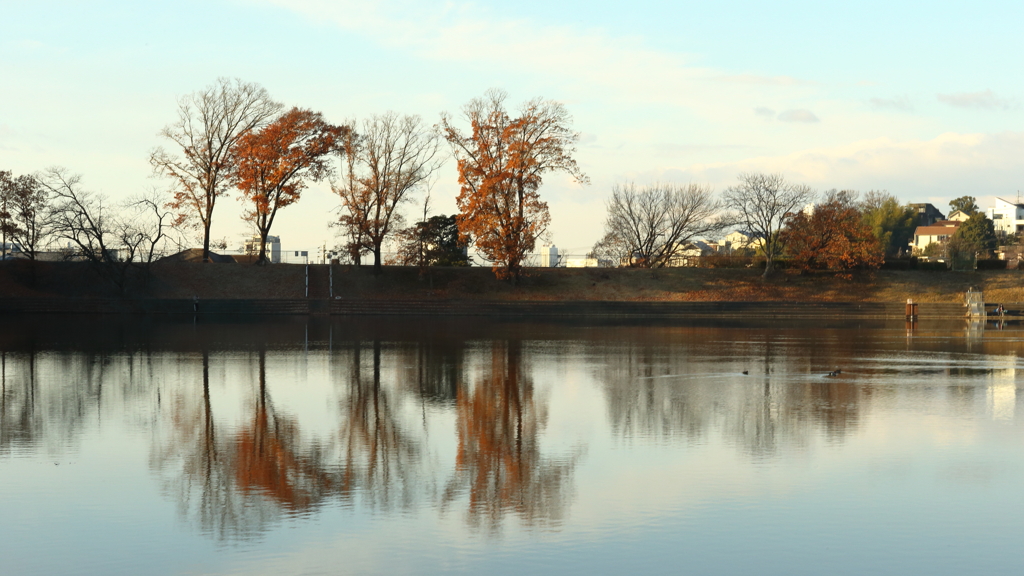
(150, 78), (281, 262)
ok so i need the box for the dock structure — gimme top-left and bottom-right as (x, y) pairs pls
(965, 288), (986, 318)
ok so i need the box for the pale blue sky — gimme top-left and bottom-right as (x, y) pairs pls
(3, 0), (1024, 253)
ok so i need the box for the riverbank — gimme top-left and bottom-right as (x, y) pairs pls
(1, 260), (1022, 303)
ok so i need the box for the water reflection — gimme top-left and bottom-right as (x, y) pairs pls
(334, 340), (421, 511)
(598, 329), (874, 455)
(3, 316), (1024, 555)
(153, 351), (253, 539)
(148, 336), (575, 539)
(443, 341), (578, 531)
(153, 349), (344, 539)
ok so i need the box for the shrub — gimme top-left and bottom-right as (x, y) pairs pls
(976, 259), (1007, 270)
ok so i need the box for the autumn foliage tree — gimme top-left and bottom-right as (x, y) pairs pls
(781, 191), (884, 272)
(231, 108), (346, 264)
(441, 89), (588, 281)
(150, 78), (281, 262)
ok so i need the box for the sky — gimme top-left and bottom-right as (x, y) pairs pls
(3, 0), (1024, 256)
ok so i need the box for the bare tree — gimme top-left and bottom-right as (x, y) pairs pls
(41, 167), (114, 265)
(334, 113), (445, 274)
(331, 123), (370, 265)
(41, 167), (171, 291)
(150, 78), (281, 263)
(723, 173), (814, 278)
(7, 174), (51, 260)
(0, 170), (13, 258)
(119, 190), (176, 265)
(596, 182), (726, 268)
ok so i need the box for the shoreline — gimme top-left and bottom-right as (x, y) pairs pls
(3, 261), (1023, 317)
(0, 296), (1004, 319)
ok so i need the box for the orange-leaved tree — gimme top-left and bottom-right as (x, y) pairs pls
(440, 89), (588, 282)
(231, 108), (346, 264)
(781, 190), (884, 272)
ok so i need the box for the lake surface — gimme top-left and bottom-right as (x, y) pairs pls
(2, 315), (1023, 576)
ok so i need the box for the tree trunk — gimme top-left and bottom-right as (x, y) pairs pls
(373, 244), (383, 275)
(258, 233), (268, 266)
(202, 222), (212, 263)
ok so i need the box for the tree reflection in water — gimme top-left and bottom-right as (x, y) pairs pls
(0, 350), (37, 455)
(232, 350), (334, 512)
(153, 351), (245, 539)
(443, 341), (578, 532)
(334, 340), (420, 511)
(1, 349), (112, 456)
(152, 337), (578, 539)
(599, 328), (870, 454)
(153, 350), (334, 540)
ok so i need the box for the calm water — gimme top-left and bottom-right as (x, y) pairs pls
(2, 316), (1023, 575)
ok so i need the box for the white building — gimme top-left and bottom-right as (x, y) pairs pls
(565, 257), (600, 268)
(539, 245), (560, 267)
(666, 240), (713, 267)
(985, 198), (1024, 237)
(719, 230), (762, 252)
(243, 235), (282, 263)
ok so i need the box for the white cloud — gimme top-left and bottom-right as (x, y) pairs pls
(777, 109), (820, 123)
(753, 107), (775, 118)
(252, 0), (817, 117)
(937, 89), (1014, 110)
(869, 96), (913, 112)
(718, 74), (816, 86)
(675, 132), (1024, 198)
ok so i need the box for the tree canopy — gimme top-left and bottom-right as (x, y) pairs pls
(782, 191), (883, 272)
(859, 191), (916, 258)
(949, 196), (979, 216)
(398, 214), (470, 267)
(440, 89), (588, 282)
(949, 213), (997, 256)
(231, 108), (345, 264)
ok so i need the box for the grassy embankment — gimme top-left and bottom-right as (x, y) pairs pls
(1, 259), (1022, 303)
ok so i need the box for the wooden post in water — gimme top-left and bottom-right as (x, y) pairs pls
(905, 298), (918, 321)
